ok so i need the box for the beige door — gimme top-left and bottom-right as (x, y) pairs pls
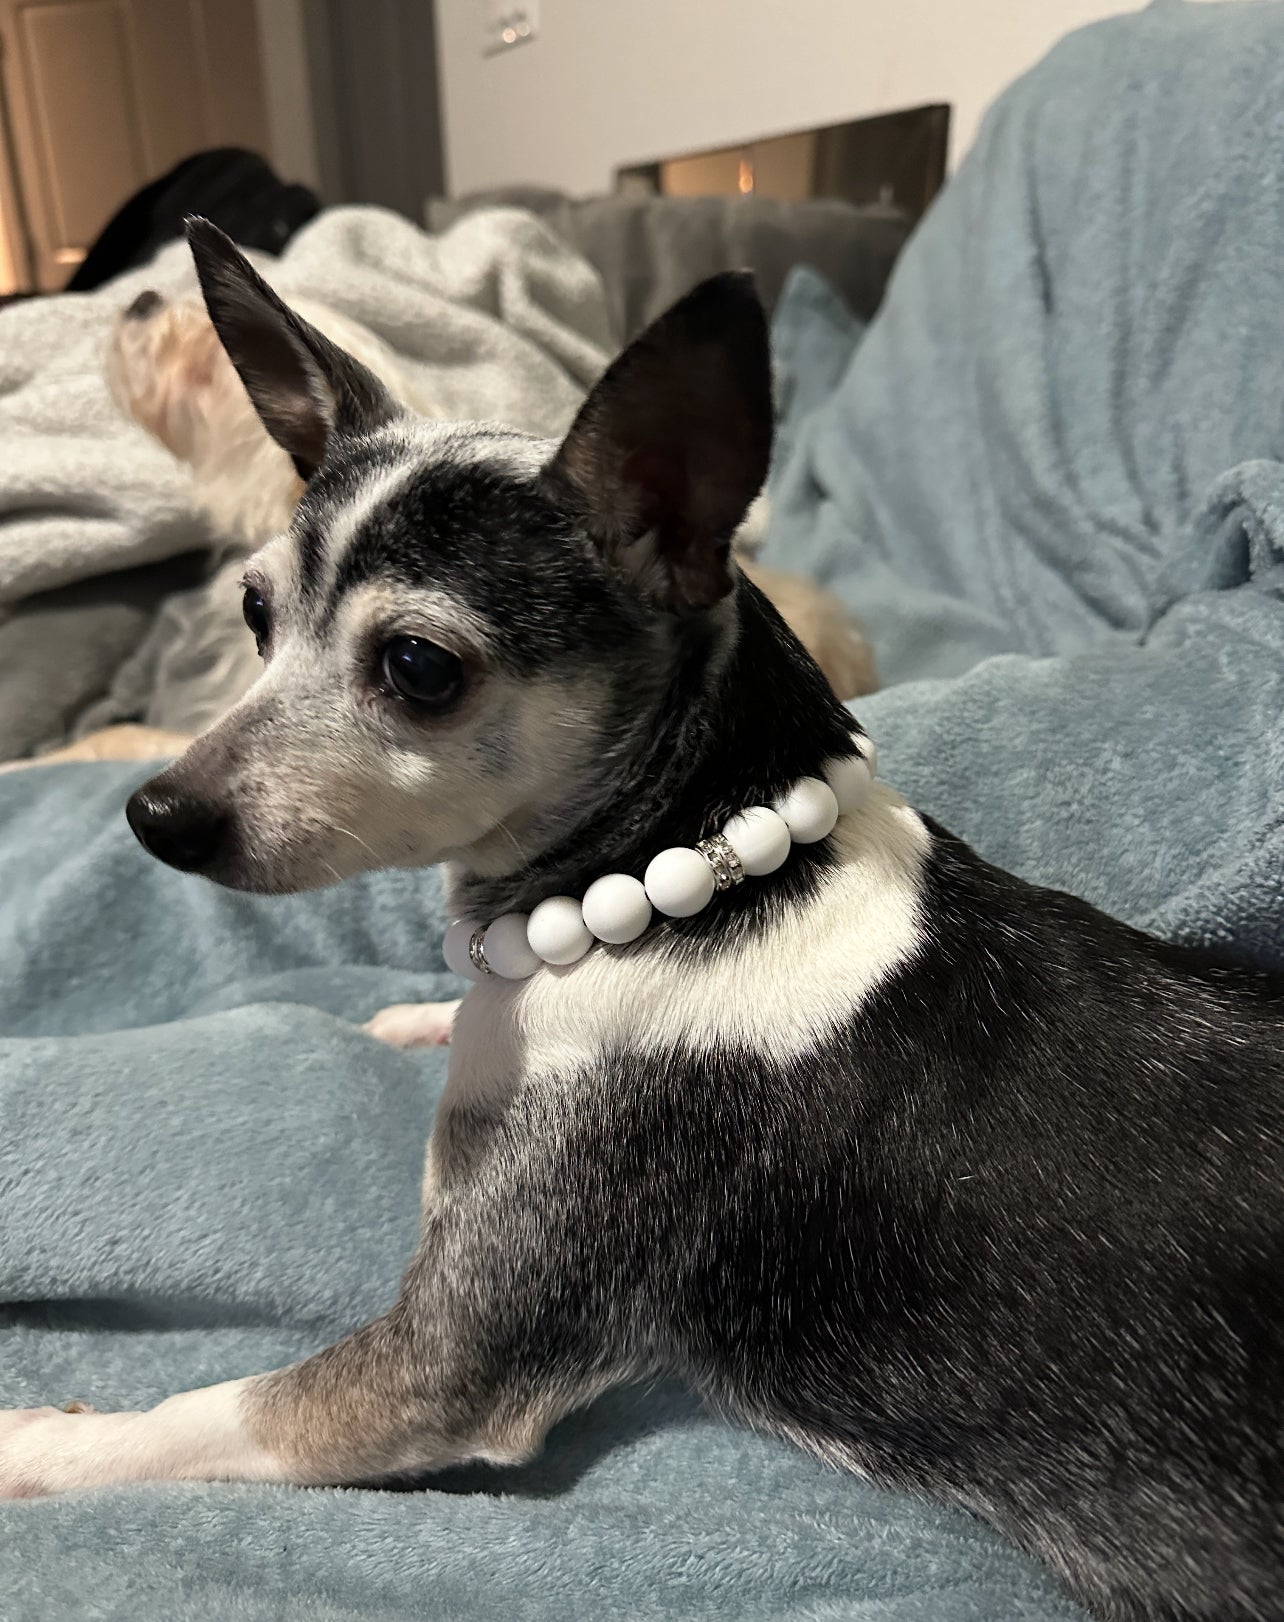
(0, 0), (270, 291)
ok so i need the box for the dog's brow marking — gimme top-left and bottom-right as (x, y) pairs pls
(311, 458), (424, 621)
(297, 421), (551, 627)
(444, 788), (929, 1116)
(295, 521), (326, 603)
(330, 581), (493, 661)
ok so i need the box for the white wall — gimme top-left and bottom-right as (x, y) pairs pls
(434, 0), (1151, 197)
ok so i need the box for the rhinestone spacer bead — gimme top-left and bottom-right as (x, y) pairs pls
(467, 927), (494, 976)
(695, 833), (746, 891)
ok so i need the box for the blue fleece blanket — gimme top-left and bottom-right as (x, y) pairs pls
(4, 3), (1284, 1617)
(766, 0), (1284, 967)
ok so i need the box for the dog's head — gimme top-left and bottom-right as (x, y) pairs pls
(126, 221), (773, 893)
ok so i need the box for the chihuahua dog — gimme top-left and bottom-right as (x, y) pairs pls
(2, 222), (1280, 1622)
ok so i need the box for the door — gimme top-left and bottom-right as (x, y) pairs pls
(0, 0), (270, 291)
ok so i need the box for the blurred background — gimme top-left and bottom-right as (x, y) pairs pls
(0, 0), (1186, 297)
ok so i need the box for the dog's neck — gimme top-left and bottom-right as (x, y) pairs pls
(450, 576), (861, 924)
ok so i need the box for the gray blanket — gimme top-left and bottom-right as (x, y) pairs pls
(0, 205), (613, 759)
(427, 189), (909, 341)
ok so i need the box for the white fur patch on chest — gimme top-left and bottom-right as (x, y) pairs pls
(443, 787), (930, 1119)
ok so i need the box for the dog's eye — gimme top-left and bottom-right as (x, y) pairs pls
(381, 636), (464, 710)
(242, 586), (270, 653)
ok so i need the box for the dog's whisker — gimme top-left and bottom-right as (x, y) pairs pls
(325, 821), (380, 862)
(492, 818), (528, 864)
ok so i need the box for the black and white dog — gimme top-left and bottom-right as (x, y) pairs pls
(2, 222), (1280, 1622)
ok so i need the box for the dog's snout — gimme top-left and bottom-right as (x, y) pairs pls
(126, 785), (227, 872)
(124, 289), (163, 320)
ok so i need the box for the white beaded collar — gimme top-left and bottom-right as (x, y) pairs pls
(444, 737), (878, 984)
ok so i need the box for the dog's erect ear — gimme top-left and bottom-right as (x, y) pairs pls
(186, 217), (396, 481)
(543, 272), (772, 610)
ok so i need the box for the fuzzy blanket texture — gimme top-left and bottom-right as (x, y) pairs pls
(766, 0), (1284, 968)
(4, 1), (1284, 1618)
(0, 204), (613, 759)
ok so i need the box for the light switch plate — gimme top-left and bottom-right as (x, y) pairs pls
(483, 1), (539, 56)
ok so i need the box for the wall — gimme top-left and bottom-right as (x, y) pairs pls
(434, 0), (1155, 197)
(255, 0), (445, 214)
(253, 0), (327, 193)
(324, 0), (446, 214)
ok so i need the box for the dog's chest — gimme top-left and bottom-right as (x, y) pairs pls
(437, 792), (931, 1138)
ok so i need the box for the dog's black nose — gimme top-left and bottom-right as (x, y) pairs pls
(126, 786), (226, 872)
(125, 288), (163, 320)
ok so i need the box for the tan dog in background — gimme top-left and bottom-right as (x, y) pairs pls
(14, 286), (875, 770)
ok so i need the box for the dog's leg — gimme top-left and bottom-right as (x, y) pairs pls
(364, 999), (460, 1048)
(0, 1384), (278, 1496)
(0, 1315), (576, 1498)
(0, 1206), (604, 1496)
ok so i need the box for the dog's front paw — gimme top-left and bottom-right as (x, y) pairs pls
(0, 1406), (95, 1498)
(364, 999), (460, 1049)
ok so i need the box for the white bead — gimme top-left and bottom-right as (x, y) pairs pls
(644, 846), (716, 917)
(443, 918), (487, 983)
(826, 753), (873, 814)
(856, 734), (878, 778)
(722, 805), (791, 875)
(581, 873), (652, 944)
(483, 912), (541, 979)
(527, 895), (594, 965)
(774, 776), (839, 843)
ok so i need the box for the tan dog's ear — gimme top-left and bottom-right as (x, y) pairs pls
(543, 272), (773, 611)
(186, 217), (398, 480)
